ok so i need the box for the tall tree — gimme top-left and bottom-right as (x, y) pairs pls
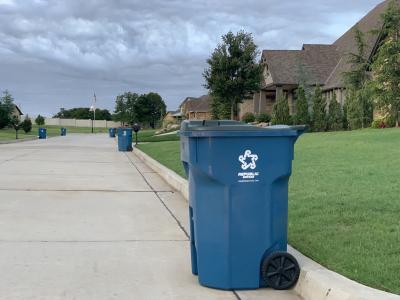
(135, 93), (166, 128)
(35, 115), (45, 126)
(0, 90), (14, 129)
(327, 92), (343, 131)
(369, 0), (400, 126)
(271, 94), (291, 125)
(294, 85), (310, 125)
(343, 27), (373, 129)
(113, 92), (139, 125)
(10, 116), (21, 139)
(311, 86), (327, 132)
(204, 31), (263, 120)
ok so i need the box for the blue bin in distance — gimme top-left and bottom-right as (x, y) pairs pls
(61, 128), (67, 136)
(180, 120), (306, 290)
(117, 128), (133, 151)
(38, 128), (47, 139)
(109, 128), (116, 138)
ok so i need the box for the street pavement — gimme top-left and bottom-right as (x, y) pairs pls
(0, 134), (302, 300)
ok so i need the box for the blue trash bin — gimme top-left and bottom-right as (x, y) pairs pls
(117, 128), (133, 151)
(180, 120), (306, 290)
(109, 128), (116, 138)
(61, 128), (67, 136)
(38, 128), (47, 139)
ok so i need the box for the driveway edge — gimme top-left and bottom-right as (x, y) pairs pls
(133, 147), (400, 300)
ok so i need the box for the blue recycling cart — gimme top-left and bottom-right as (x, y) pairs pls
(180, 120), (306, 290)
(60, 128), (67, 136)
(117, 128), (133, 151)
(38, 128), (47, 139)
(109, 128), (116, 138)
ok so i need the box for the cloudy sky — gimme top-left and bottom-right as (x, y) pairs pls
(0, 0), (383, 116)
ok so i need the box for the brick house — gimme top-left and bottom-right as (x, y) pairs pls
(180, 95), (212, 120)
(239, 0), (397, 119)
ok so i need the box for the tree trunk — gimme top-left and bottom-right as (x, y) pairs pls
(230, 101), (235, 120)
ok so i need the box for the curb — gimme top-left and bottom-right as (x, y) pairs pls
(0, 137), (38, 144)
(133, 147), (400, 300)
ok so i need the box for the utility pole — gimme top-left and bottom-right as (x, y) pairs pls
(90, 93), (97, 133)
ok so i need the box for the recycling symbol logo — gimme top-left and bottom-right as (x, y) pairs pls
(238, 150), (258, 170)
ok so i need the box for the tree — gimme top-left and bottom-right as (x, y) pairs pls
(271, 94), (291, 125)
(211, 98), (230, 119)
(327, 92), (343, 131)
(294, 86), (310, 125)
(113, 92), (139, 125)
(369, 0), (400, 126)
(53, 107), (112, 120)
(311, 86), (327, 132)
(345, 88), (363, 129)
(35, 115), (45, 126)
(135, 93), (166, 128)
(10, 116), (21, 139)
(0, 90), (14, 129)
(343, 27), (373, 129)
(203, 31), (263, 120)
(113, 92), (166, 128)
(21, 115), (32, 133)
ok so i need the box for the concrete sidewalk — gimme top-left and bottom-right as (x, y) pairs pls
(0, 134), (301, 300)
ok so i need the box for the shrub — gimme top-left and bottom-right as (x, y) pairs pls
(371, 119), (385, 129)
(21, 115), (32, 133)
(311, 86), (327, 132)
(385, 114), (397, 128)
(256, 112), (271, 123)
(272, 95), (291, 125)
(327, 92), (343, 131)
(35, 115), (45, 126)
(242, 112), (256, 123)
(294, 86), (310, 125)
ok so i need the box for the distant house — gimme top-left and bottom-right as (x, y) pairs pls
(164, 110), (183, 123)
(239, 0), (397, 119)
(180, 95), (212, 120)
(12, 105), (23, 120)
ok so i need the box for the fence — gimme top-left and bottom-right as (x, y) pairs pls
(44, 118), (121, 128)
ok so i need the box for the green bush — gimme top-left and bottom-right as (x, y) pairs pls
(294, 86), (310, 125)
(272, 95), (291, 125)
(385, 114), (397, 128)
(35, 115), (45, 126)
(311, 86), (327, 132)
(371, 119), (384, 129)
(327, 93), (343, 131)
(242, 112), (255, 123)
(21, 116), (32, 133)
(256, 112), (271, 123)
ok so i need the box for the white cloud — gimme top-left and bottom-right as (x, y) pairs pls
(0, 0), (384, 116)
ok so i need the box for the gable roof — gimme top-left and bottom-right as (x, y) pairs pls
(262, 44), (340, 86)
(261, 0), (398, 91)
(324, 0), (395, 89)
(182, 95), (211, 113)
(13, 105), (23, 115)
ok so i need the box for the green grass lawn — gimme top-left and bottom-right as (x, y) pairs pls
(0, 125), (110, 141)
(137, 128), (400, 294)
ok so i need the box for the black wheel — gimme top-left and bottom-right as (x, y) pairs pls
(261, 252), (300, 290)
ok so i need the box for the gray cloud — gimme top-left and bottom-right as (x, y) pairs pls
(0, 0), (382, 116)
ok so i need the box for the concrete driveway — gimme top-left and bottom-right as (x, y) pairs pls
(0, 134), (302, 300)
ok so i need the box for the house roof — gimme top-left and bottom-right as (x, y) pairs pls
(324, 0), (394, 89)
(13, 105), (23, 115)
(182, 95), (211, 113)
(262, 44), (340, 86)
(261, 0), (398, 91)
